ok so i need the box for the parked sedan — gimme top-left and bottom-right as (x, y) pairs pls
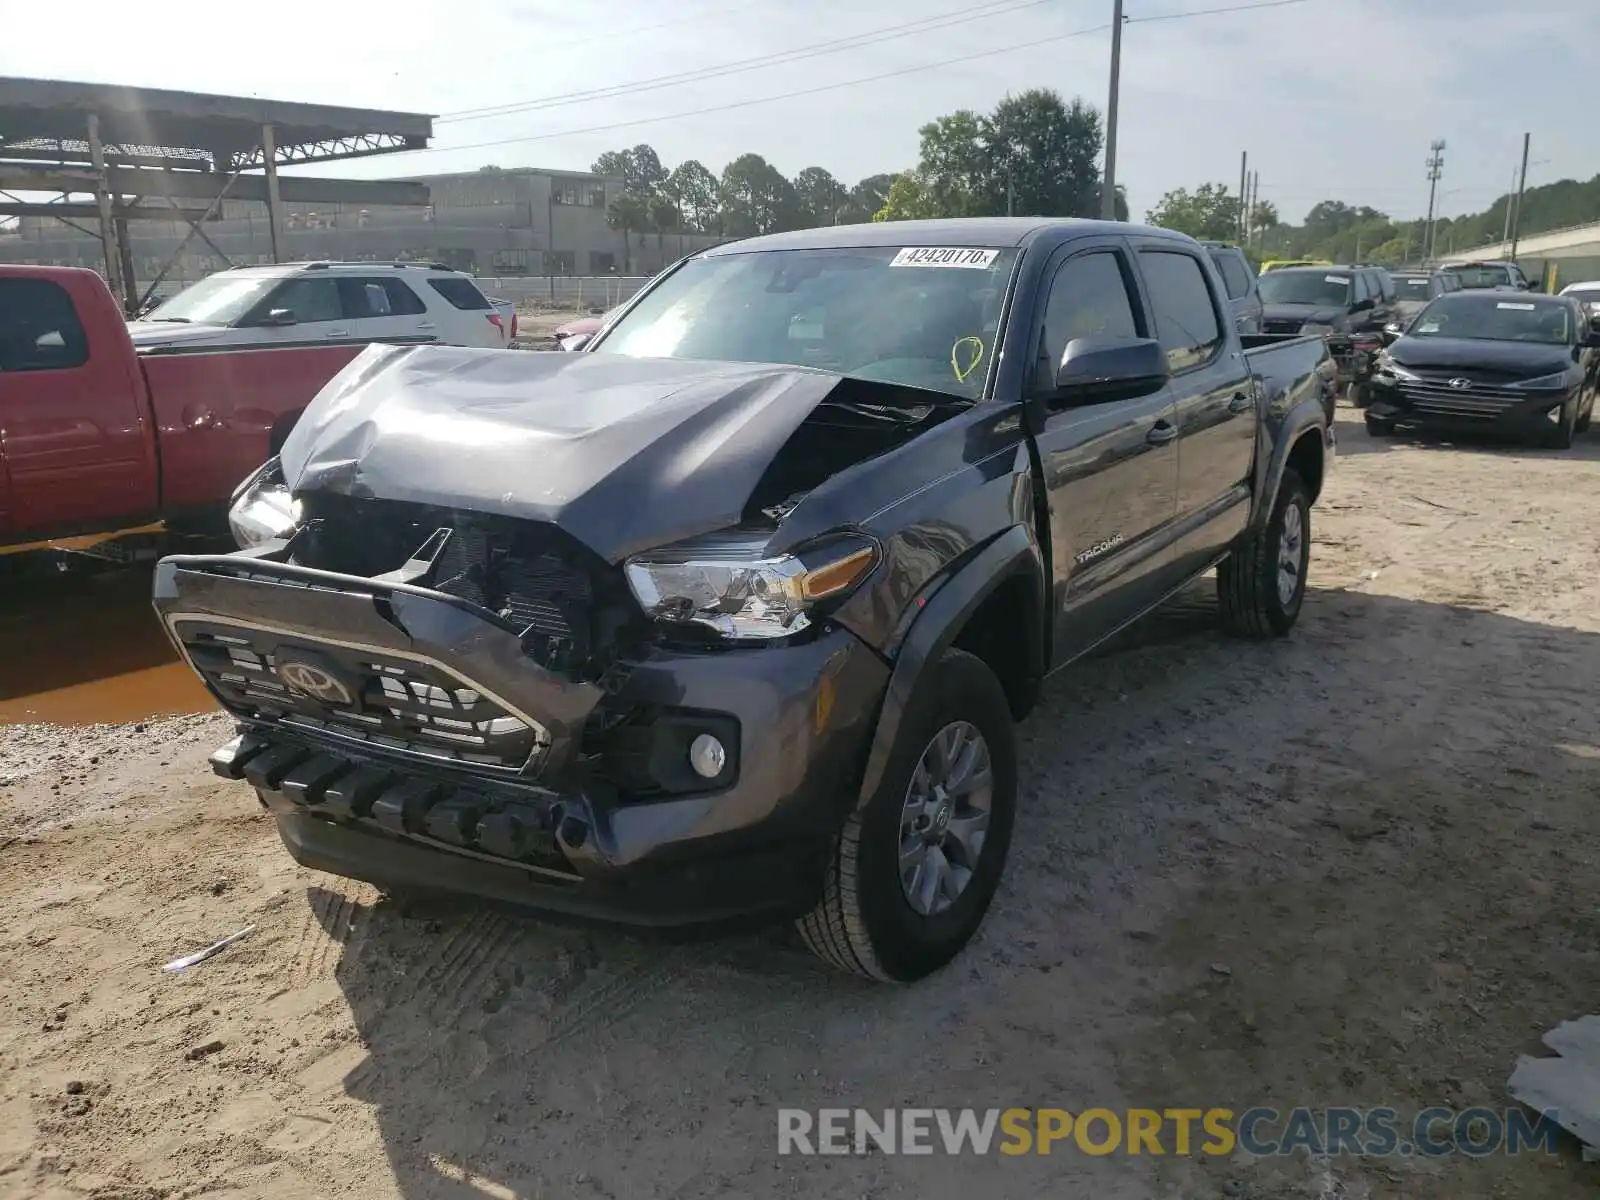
(1366, 291), (1599, 447)
(1390, 270), (1461, 325)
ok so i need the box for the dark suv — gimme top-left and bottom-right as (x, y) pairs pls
(1198, 241), (1263, 334)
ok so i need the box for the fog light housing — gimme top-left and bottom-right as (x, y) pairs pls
(688, 733), (726, 780)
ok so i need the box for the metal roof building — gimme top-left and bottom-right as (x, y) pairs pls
(0, 76), (434, 311)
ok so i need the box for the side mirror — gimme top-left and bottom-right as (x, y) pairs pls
(260, 307), (297, 327)
(1352, 297), (1376, 313)
(1052, 336), (1170, 404)
(1585, 317), (1600, 347)
(1381, 322), (1403, 346)
(559, 332), (593, 352)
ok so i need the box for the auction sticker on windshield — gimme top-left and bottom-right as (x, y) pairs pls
(1324, 275), (1348, 284)
(1497, 302), (1537, 310)
(891, 247), (1000, 269)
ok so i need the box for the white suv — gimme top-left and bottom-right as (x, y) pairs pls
(126, 261), (508, 351)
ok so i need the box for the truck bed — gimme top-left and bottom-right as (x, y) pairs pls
(1242, 332), (1338, 424)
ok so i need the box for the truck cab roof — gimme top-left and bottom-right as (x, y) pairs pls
(702, 218), (1194, 255)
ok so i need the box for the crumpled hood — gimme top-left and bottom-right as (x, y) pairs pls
(1262, 304), (1344, 326)
(277, 344), (847, 563)
(126, 320), (234, 348)
(1387, 336), (1575, 378)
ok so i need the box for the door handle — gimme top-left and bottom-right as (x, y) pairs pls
(1146, 421), (1178, 446)
(324, 328), (350, 338)
(417, 322), (437, 330)
(1229, 391), (1254, 413)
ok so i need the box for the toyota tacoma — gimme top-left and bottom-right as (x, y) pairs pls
(156, 218), (1334, 983)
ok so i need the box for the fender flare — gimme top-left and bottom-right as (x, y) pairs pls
(1250, 400), (1327, 534)
(854, 524), (1045, 809)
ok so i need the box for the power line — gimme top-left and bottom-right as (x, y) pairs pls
(1126, 0), (1311, 23)
(413, 0), (1324, 159)
(438, 0), (1066, 124)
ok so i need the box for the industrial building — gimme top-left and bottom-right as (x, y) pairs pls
(0, 80), (718, 298)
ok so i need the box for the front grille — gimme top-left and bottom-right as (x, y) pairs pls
(1396, 377), (1530, 420)
(292, 498), (626, 679)
(176, 619), (549, 775)
(1264, 318), (1303, 335)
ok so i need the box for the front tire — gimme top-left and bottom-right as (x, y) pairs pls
(797, 648), (1017, 983)
(1218, 468), (1311, 639)
(1545, 398), (1577, 449)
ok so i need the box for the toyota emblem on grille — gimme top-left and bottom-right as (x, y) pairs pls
(277, 659), (354, 706)
(1448, 377), (1473, 390)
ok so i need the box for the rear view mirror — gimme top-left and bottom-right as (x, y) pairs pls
(1053, 336), (1170, 404)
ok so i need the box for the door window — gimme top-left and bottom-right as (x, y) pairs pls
(344, 278), (428, 317)
(260, 277), (345, 324)
(1137, 250), (1224, 373)
(0, 279), (90, 371)
(1212, 251), (1254, 300)
(1037, 251), (1142, 392)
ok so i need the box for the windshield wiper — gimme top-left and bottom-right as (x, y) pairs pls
(146, 317), (191, 323)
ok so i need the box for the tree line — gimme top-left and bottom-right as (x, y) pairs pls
(1146, 174), (1600, 265)
(581, 87), (1125, 260)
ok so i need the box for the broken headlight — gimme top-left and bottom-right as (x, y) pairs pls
(624, 531), (877, 640)
(227, 458), (301, 549)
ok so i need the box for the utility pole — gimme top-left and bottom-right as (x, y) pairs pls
(1237, 150), (1248, 242)
(1509, 131), (1531, 263)
(1007, 162), (1015, 217)
(1100, 0), (1124, 220)
(1423, 139), (1445, 263)
(1247, 171), (1259, 250)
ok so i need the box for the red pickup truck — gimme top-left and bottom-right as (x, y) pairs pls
(0, 265), (366, 546)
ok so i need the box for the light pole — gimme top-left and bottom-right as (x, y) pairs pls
(1423, 139), (1445, 263)
(1100, 0), (1124, 220)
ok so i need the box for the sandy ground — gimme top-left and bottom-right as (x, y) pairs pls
(4, 407), (1600, 1199)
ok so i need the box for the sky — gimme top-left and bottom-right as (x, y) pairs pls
(2, 0), (1597, 224)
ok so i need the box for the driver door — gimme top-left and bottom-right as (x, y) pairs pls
(1028, 239), (1180, 666)
(236, 277), (364, 345)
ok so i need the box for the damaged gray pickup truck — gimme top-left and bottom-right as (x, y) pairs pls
(155, 218), (1335, 983)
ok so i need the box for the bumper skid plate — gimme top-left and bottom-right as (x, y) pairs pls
(213, 730), (578, 882)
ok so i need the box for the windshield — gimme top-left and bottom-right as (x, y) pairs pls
(1394, 277), (1433, 301)
(141, 274), (279, 324)
(1449, 265), (1513, 289)
(1256, 271), (1351, 307)
(591, 246), (1019, 399)
(1408, 295), (1572, 344)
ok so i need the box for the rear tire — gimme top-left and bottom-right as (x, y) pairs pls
(1364, 413), (1394, 437)
(797, 648), (1017, 983)
(1218, 469), (1311, 640)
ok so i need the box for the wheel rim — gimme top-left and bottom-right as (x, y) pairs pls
(1277, 500), (1305, 607)
(898, 721), (993, 917)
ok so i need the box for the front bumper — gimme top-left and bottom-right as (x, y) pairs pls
(157, 553), (891, 926)
(1367, 377), (1574, 432)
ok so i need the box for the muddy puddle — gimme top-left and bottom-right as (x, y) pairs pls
(0, 545), (217, 726)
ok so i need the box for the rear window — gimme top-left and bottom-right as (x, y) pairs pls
(0, 278), (90, 372)
(427, 276), (492, 311)
(1394, 277), (1433, 300)
(1209, 250), (1254, 300)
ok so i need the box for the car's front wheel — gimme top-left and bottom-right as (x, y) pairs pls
(798, 648), (1017, 983)
(1545, 398), (1578, 449)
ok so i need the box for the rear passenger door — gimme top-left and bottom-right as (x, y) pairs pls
(236, 276), (365, 345)
(1133, 241), (1258, 582)
(1028, 237), (1181, 666)
(342, 277), (437, 345)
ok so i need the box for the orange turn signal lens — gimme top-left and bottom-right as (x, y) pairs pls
(800, 546), (876, 601)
